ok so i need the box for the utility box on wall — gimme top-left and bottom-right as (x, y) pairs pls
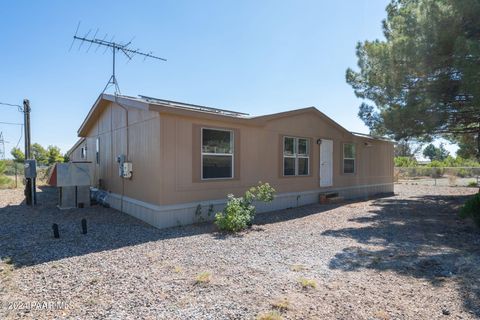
(117, 154), (132, 179)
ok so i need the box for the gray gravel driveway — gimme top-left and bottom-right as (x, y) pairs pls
(0, 185), (479, 319)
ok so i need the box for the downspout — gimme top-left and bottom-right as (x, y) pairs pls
(113, 94), (130, 213)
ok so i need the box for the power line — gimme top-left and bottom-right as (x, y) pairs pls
(0, 102), (23, 112)
(0, 121), (23, 126)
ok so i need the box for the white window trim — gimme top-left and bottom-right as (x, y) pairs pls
(201, 127), (234, 180)
(283, 136), (310, 176)
(343, 143), (356, 174)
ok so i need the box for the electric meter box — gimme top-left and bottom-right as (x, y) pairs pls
(122, 162), (133, 179)
(24, 159), (37, 178)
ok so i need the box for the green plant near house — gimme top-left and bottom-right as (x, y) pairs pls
(459, 193), (480, 227)
(214, 182), (276, 232)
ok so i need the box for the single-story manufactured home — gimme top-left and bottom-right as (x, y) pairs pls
(66, 93), (394, 229)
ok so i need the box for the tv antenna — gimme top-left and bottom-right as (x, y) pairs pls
(70, 22), (167, 94)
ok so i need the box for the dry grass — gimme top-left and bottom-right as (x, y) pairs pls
(256, 310), (283, 320)
(298, 277), (317, 289)
(374, 310), (390, 320)
(289, 264), (306, 272)
(271, 297), (290, 311)
(195, 271), (211, 284)
(173, 266), (183, 273)
(448, 175), (457, 186)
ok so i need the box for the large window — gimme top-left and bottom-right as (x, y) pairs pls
(283, 137), (309, 176)
(343, 143), (355, 174)
(201, 128), (234, 179)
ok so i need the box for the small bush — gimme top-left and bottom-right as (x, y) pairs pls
(173, 266), (183, 273)
(459, 193), (480, 227)
(195, 271), (211, 284)
(298, 277), (317, 289)
(456, 168), (470, 178)
(0, 161), (13, 189)
(256, 310), (283, 320)
(215, 182), (275, 232)
(467, 181), (478, 188)
(289, 264), (306, 272)
(271, 297), (290, 311)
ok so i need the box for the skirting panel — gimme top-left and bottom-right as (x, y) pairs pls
(106, 183), (394, 229)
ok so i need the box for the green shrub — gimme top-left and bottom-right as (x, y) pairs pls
(459, 193), (480, 227)
(429, 167), (444, 178)
(0, 161), (13, 189)
(456, 168), (469, 178)
(215, 182), (276, 232)
(394, 157), (417, 167)
(467, 181), (478, 188)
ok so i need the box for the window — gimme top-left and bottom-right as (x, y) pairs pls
(283, 137), (310, 176)
(81, 146), (87, 160)
(343, 143), (355, 174)
(201, 128), (234, 179)
(96, 138), (100, 164)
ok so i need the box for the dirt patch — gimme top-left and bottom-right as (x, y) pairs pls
(0, 185), (478, 319)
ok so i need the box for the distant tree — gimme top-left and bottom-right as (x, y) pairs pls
(346, 0), (480, 159)
(10, 147), (25, 162)
(423, 144), (437, 161)
(394, 139), (422, 158)
(46, 145), (64, 165)
(455, 134), (478, 160)
(423, 143), (449, 161)
(31, 143), (48, 165)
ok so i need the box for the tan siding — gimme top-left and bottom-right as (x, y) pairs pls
(76, 100), (393, 207)
(83, 102), (161, 204)
(157, 112), (393, 205)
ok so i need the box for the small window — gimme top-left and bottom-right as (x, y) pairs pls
(96, 138), (100, 164)
(283, 137), (310, 176)
(201, 128), (234, 179)
(343, 143), (355, 174)
(81, 147), (86, 159)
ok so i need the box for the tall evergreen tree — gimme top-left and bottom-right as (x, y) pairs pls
(346, 0), (480, 158)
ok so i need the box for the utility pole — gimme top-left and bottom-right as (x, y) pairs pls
(0, 132), (5, 160)
(23, 99), (36, 205)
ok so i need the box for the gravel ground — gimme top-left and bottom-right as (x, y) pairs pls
(0, 185), (479, 319)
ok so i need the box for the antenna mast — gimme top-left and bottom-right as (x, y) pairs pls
(71, 23), (167, 94)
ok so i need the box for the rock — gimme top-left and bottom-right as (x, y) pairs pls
(442, 308), (450, 316)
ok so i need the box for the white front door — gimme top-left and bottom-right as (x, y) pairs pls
(319, 139), (333, 187)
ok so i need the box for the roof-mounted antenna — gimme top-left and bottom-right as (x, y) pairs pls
(70, 23), (167, 95)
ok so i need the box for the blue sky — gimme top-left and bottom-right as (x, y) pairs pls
(0, 0), (457, 157)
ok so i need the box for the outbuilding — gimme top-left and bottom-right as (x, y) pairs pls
(67, 94), (394, 228)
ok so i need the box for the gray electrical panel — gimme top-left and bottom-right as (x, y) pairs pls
(24, 159), (37, 178)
